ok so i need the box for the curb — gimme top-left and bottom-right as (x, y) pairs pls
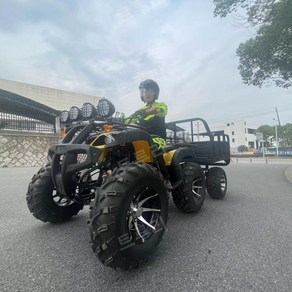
(284, 166), (292, 184)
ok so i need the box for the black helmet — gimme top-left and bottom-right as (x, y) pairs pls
(139, 79), (160, 101)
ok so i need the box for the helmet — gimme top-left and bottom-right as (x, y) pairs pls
(139, 79), (160, 101)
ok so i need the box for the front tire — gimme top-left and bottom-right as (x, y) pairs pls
(172, 162), (206, 213)
(90, 162), (168, 270)
(26, 165), (83, 223)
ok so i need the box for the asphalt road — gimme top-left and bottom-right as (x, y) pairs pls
(0, 164), (291, 292)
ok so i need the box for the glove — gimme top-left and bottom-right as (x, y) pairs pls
(132, 109), (147, 118)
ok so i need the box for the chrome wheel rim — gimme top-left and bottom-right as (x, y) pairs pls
(220, 175), (226, 192)
(192, 177), (203, 198)
(126, 187), (161, 243)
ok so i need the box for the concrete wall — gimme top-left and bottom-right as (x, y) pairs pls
(0, 131), (59, 167)
(0, 79), (100, 111)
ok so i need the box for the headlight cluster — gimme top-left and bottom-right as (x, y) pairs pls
(59, 98), (115, 123)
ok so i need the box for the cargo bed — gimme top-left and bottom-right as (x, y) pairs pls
(166, 118), (230, 166)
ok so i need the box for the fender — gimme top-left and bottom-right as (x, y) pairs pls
(165, 147), (196, 185)
(171, 147), (196, 165)
(91, 128), (156, 163)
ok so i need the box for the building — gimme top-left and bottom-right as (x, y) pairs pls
(212, 120), (258, 152)
(0, 79), (101, 167)
(0, 78), (101, 132)
(0, 79), (99, 111)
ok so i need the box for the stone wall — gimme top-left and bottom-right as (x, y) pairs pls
(0, 131), (59, 167)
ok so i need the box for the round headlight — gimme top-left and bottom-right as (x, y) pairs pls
(97, 98), (115, 118)
(69, 106), (82, 121)
(60, 110), (70, 123)
(82, 103), (97, 119)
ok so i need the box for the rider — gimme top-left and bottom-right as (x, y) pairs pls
(125, 79), (169, 178)
(133, 79), (168, 149)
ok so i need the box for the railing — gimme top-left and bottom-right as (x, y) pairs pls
(0, 112), (55, 133)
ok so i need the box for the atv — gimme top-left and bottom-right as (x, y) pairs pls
(26, 98), (230, 270)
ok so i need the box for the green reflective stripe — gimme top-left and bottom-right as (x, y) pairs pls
(152, 137), (166, 150)
(124, 117), (139, 125)
(140, 102), (168, 120)
(144, 114), (155, 121)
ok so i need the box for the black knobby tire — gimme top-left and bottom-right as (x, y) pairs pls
(172, 162), (206, 213)
(26, 165), (83, 223)
(89, 162), (168, 270)
(206, 167), (227, 199)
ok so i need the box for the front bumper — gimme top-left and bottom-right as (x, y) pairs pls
(48, 144), (102, 198)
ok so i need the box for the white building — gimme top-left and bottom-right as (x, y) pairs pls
(0, 79), (100, 111)
(212, 120), (258, 151)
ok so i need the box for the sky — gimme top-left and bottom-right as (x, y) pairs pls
(0, 0), (291, 129)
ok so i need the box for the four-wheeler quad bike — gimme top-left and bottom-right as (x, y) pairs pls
(26, 98), (230, 270)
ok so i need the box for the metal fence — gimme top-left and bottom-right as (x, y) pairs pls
(0, 112), (55, 133)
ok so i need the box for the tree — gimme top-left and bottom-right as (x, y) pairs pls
(257, 123), (292, 148)
(278, 123), (292, 147)
(257, 124), (274, 141)
(214, 0), (292, 88)
(238, 145), (248, 153)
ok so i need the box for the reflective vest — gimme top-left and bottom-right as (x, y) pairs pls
(139, 102), (168, 139)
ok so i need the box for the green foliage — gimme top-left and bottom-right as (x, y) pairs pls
(238, 145), (248, 153)
(278, 123), (292, 147)
(214, 0), (292, 88)
(257, 124), (274, 140)
(257, 123), (292, 147)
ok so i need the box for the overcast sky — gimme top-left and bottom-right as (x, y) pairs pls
(0, 0), (291, 128)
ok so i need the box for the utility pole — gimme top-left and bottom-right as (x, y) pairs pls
(275, 107), (281, 126)
(274, 107), (281, 155)
(275, 123), (279, 156)
(273, 118), (279, 156)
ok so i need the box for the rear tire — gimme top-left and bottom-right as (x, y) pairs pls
(206, 167), (227, 199)
(172, 162), (205, 213)
(26, 165), (83, 223)
(90, 162), (168, 270)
